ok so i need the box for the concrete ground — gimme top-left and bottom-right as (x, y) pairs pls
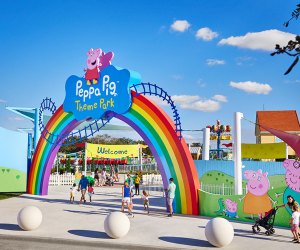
(0, 184), (299, 250)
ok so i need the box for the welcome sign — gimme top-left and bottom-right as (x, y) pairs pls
(86, 143), (140, 158)
(63, 48), (141, 121)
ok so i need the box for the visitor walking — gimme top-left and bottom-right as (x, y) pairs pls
(142, 190), (150, 214)
(78, 175), (89, 204)
(70, 183), (76, 203)
(165, 177), (176, 217)
(290, 204), (300, 243)
(88, 183), (94, 202)
(121, 181), (134, 217)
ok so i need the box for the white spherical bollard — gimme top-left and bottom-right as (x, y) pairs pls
(17, 206), (43, 231)
(205, 217), (234, 247)
(104, 211), (130, 238)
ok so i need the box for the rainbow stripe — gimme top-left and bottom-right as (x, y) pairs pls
(28, 91), (200, 215)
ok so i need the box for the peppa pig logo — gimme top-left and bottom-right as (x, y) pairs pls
(63, 48), (141, 121)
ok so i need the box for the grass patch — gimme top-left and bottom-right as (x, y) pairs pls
(0, 192), (22, 200)
(0, 167), (26, 192)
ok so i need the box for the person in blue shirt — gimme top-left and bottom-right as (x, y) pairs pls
(121, 181), (134, 217)
(78, 175), (89, 204)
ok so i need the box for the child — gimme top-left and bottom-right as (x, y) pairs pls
(121, 181), (134, 217)
(290, 204), (300, 243)
(87, 183), (94, 202)
(70, 183), (76, 203)
(141, 190), (149, 214)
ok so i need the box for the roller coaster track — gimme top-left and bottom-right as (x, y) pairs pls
(38, 97), (57, 133)
(39, 83), (182, 146)
(130, 82), (182, 139)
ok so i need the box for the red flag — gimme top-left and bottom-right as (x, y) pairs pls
(222, 142), (233, 148)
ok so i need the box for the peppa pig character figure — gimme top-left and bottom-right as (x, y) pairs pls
(282, 159), (300, 215)
(224, 199), (238, 218)
(84, 48), (114, 85)
(243, 169), (272, 216)
(84, 48), (102, 85)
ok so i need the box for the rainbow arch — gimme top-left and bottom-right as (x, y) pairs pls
(28, 91), (200, 215)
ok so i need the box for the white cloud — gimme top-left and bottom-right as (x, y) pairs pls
(196, 27), (218, 41)
(181, 133), (194, 140)
(181, 132), (198, 143)
(172, 95), (199, 104)
(171, 20), (190, 32)
(218, 29), (296, 51)
(172, 94), (228, 112)
(149, 94), (226, 112)
(148, 96), (169, 106)
(181, 99), (220, 112)
(206, 59), (225, 66)
(229, 81), (272, 94)
(212, 95), (228, 102)
(235, 56), (254, 66)
(171, 74), (183, 80)
(0, 99), (7, 103)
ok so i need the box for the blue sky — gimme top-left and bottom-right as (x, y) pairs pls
(0, 0), (299, 144)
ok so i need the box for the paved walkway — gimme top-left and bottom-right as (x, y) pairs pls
(0, 185), (298, 249)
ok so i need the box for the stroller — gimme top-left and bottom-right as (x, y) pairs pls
(252, 208), (278, 235)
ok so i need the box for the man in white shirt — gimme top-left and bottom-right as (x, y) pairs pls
(166, 177), (176, 217)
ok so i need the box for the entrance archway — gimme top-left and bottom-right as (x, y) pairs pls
(28, 90), (200, 215)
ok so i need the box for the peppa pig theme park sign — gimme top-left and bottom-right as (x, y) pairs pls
(63, 48), (141, 121)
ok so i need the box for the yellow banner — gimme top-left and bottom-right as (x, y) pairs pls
(241, 142), (286, 159)
(86, 143), (140, 158)
(210, 135), (232, 140)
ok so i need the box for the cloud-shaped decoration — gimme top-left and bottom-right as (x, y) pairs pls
(63, 65), (141, 121)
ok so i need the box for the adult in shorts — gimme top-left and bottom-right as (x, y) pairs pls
(121, 181), (134, 216)
(166, 177), (176, 217)
(78, 175), (89, 203)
